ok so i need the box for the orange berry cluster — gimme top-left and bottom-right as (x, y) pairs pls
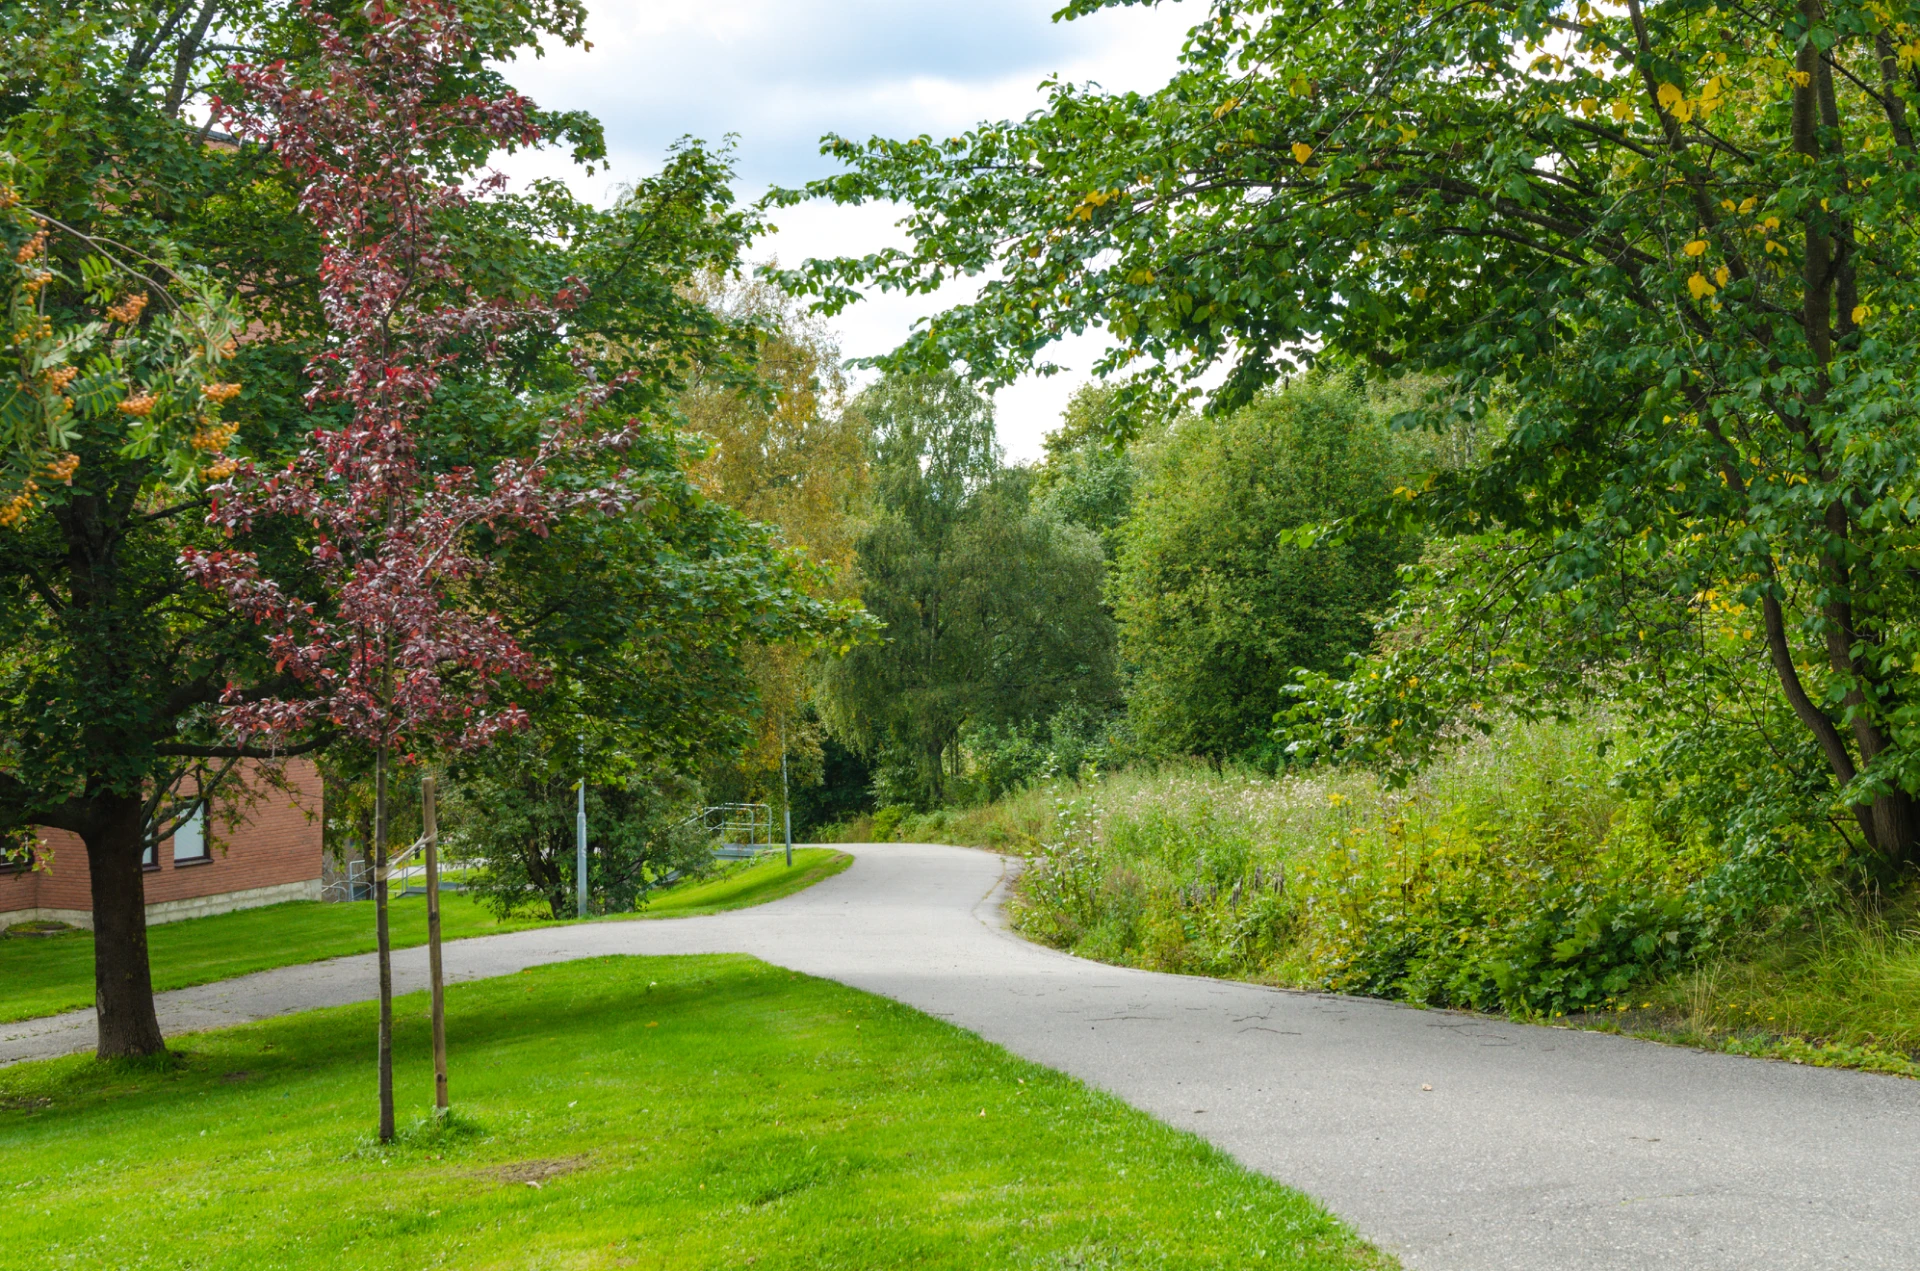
(105, 292), (149, 324)
(191, 419), (240, 452)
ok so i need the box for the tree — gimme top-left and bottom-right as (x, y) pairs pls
(820, 373), (1115, 805)
(679, 271), (869, 804)
(1033, 384), (1143, 564)
(1112, 381), (1413, 764)
(778, 0), (1920, 870)
(445, 734), (712, 919)
(186, 0), (657, 1140)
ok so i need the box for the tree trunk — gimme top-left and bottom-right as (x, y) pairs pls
(85, 792), (166, 1059)
(374, 746), (395, 1143)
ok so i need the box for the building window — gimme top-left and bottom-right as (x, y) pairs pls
(142, 839), (158, 869)
(173, 806), (209, 864)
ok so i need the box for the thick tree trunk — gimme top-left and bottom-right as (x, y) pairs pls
(85, 793), (166, 1059)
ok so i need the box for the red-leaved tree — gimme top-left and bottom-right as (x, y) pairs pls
(184, 0), (639, 1140)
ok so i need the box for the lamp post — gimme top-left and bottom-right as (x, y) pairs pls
(575, 772), (588, 919)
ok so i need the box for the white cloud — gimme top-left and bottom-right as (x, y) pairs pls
(496, 0), (1199, 460)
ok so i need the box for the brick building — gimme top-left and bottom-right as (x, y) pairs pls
(0, 761), (325, 931)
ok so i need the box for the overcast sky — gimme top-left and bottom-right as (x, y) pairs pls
(498, 0), (1198, 461)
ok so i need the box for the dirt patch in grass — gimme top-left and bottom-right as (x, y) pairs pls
(491, 1155), (590, 1187)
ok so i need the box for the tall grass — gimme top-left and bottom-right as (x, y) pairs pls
(833, 720), (1920, 1066)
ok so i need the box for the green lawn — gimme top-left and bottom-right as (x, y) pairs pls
(0, 849), (849, 1025)
(0, 955), (1387, 1270)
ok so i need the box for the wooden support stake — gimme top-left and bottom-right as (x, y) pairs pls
(423, 775), (448, 1115)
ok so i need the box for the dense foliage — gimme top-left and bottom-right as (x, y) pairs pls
(818, 373), (1117, 807)
(1114, 383), (1416, 765)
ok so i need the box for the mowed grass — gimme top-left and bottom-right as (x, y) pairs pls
(0, 849), (849, 1025)
(638, 848), (851, 919)
(0, 955), (1387, 1271)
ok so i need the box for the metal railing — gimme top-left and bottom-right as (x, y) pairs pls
(684, 803), (773, 859)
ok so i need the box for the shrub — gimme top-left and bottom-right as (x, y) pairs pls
(1004, 719), (1846, 1016)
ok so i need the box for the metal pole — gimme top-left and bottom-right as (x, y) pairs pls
(781, 735), (793, 868)
(575, 774), (588, 918)
(423, 775), (447, 1115)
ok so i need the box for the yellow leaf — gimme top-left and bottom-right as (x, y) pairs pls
(1715, 265), (1731, 286)
(1578, 97), (1598, 118)
(1657, 82), (1684, 109)
(1291, 142), (1314, 164)
(1684, 239), (1709, 257)
(1852, 304), (1870, 324)
(1610, 98), (1634, 122)
(1739, 196), (1758, 213)
(1788, 69), (1811, 87)
(1212, 97), (1240, 120)
(1687, 272), (1717, 300)
(1127, 268), (1156, 285)
(1410, 285), (1428, 300)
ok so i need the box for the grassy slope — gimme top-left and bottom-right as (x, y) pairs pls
(0, 849), (849, 1025)
(639, 847), (851, 918)
(0, 955), (1387, 1271)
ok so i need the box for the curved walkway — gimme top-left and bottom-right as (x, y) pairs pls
(6, 843), (1918, 1269)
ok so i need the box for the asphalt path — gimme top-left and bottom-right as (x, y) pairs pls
(6, 842), (1918, 1269)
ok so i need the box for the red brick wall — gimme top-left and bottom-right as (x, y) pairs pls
(0, 760), (324, 917)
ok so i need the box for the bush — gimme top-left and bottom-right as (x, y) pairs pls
(1002, 719), (1847, 1016)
